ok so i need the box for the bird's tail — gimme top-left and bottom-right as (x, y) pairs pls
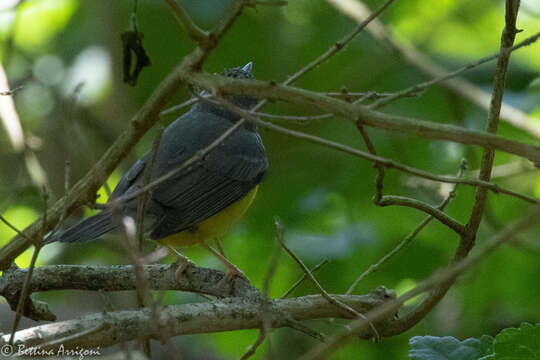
(47, 210), (118, 244)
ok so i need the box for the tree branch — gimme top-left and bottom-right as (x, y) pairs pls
(163, 0), (209, 43)
(208, 95), (538, 204)
(187, 73), (540, 166)
(1, 290), (394, 349)
(0, 0), (254, 270)
(377, 0), (523, 339)
(330, 0), (540, 138)
(0, 263), (261, 320)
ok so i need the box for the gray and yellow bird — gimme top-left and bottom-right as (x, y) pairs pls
(48, 62), (268, 275)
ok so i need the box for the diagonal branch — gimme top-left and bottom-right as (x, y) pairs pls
(208, 94), (538, 204)
(330, 0), (540, 138)
(0, 0), (254, 270)
(187, 73), (540, 166)
(163, 0), (209, 43)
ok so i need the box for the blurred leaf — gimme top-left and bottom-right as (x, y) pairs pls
(288, 222), (375, 260)
(14, 0), (78, 52)
(0, 206), (39, 267)
(409, 335), (494, 360)
(480, 323), (540, 359)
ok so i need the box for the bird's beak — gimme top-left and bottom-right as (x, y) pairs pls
(242, 61), (253, 73)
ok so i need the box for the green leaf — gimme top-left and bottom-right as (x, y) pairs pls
(479, 323), (540, 359)
(409, 335), (493, 360)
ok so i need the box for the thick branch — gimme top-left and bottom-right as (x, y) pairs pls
(1, 290), (394, 349)
(187, 74), (540, 166)
(0, 263), (260, 320)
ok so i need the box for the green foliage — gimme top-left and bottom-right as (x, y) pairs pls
(481, 323), (540, 360)
(0, 0), (539, 358)
(409, 335), (494, 360)
(409, 323), (540, 360)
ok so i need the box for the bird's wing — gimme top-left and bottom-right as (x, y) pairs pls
(109, 156), (147, 200)
(148, 131), (267, 240)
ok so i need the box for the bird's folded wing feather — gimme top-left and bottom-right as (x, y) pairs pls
(148, 126), (267, 239)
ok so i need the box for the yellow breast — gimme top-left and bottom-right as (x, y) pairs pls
(158, 186), (259, 248)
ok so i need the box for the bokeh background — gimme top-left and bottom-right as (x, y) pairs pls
(1, 0), (539, 358)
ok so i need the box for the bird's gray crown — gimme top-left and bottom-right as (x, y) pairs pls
(195, 62), (257, 122)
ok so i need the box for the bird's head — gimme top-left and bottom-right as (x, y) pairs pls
(220, 61), (257, 109)
(196, 62), (257, 115)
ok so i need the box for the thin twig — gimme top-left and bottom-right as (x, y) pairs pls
(189, 72), (540, 165)
(253, 111), (333, 122)
(299, 204), (540, 360)
(275, 218), (380, 341)
(209, 95), (539, 204)
(9, 189), (48, 345)
(0, 86), (22, 96)
(370, 29), (540, 110)
(375, 0), (524, 340)
(377, 195), (466, 235)
(163, 0), (209, 43)
(242, 219), (286, 360)
(346, 161), (466, 295)
(136, 128), (164, 251)
(281, 259), (329, 299)
(240, 328), (266, 360)
(284, 0), (396, 87)
(121, 216), (152, 356)
(160, 97), (199, 116)
(0, 215), (29, 240)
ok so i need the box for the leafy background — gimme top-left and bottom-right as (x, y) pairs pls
(0, 0), (539, 358)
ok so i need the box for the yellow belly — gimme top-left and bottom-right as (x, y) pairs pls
(159, 186), (258, 248)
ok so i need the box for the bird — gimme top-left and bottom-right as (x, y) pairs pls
(47, 62), (268, 280)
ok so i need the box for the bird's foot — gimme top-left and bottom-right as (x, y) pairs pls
(172, 252), (195, 282)
(216, 261), (249, 293)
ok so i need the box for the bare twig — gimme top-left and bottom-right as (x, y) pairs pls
(299, 204), (540, 360)
(189, 73), (540, 166)
(253, 111), (333, 122)
(160, 97), (199, 116)
(465, 0), (521, 240)
(331, 0), (540, 138)
(240, 328), (266, 360)
(136, 128), (164, 250)
(375, 0), (524, 339)
(369, 30), (540, 110)
(275, 218), (380, 341)
(208, 95), (539, 204)
(0, 0), (252, 268)
(0, 215), (29, 240)
(9, 189), (48, 345)
(346, 161), (466, 295)
(0, 85), (22, 96)
(241, 220), (286, 360)
(377, 196), (466, 235)
(163, 0), (209, 43)
(285, 0), (396, 86)
(281, 259), (329, 299)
